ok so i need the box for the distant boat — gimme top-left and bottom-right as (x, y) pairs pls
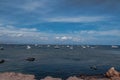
(47, 45), (50, 47)
(38, 45), (42, 48)
(86, 45), (90, 48)
(90, 46), (96, 49)
(66, 45), (70, 48)
(34, 44), (38, 47)
(112, 45), (119, 48)
(26, 45), (31, 49)
(54, 45), (60, 49)
(81, 46), (86, 49)
(70, 46), (73, 49)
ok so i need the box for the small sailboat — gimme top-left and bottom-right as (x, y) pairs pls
(26, 45), (31, 49)
(47, 45), (50, 47)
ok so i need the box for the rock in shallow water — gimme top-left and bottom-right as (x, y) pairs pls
(26, 57), (35, 61)
(0, 47), (4, 50)
(0, 59), (5, 64)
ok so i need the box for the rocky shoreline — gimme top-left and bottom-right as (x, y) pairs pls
(0, 67), (120, 80)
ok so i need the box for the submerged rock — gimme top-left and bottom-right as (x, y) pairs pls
(41, 76), (62, 80)
(0, 47), (4, 50)
(105, 67), (120, 78)
(0, 72), (36, 80)
(26, 57), (35, 61)
(90, 66), (97, 70)
(0, 59), (5, 64)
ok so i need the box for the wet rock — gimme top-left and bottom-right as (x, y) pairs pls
(0, 47), (4, 50)
(26, 57), (35, 61)
(41, 76), (62, 80)
(90, 66), (97, 70)
(67, 76), (83, 80)
(105, 67), (120, 78)
(0, 72), (36, 80)
(0, 59), (5, 64)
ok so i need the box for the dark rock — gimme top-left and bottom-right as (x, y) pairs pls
(90, 66), (97, 70)
(26, 57), (35, 61)
(0, 59), (5, 64)
(0, 47), (4, 50)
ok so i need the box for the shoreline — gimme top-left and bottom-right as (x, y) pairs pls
(0, 67), (120, 80)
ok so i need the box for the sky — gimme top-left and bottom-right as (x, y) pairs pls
(0, 0), (120, 45)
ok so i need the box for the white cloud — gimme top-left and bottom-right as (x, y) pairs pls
(20, 28), (37, 32)
(55, 37), (60, 39)
(78, 30), (120, 37)
(61, 36), (68, 40)
(45, 16), (109, 23)
(72, 38), (83, 42)
(55, 36), (73, 41)
(0, 24), (120, 44)
(20, 1), (43, 11)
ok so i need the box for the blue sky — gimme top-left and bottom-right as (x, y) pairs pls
(0, 0), (120, 44)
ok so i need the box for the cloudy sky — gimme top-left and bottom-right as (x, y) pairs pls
(0, 0), (120, 44)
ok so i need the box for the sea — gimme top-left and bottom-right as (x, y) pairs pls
(0, 44), (120, 79)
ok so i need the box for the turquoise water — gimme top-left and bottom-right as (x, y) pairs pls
(0, 44), (120, 79)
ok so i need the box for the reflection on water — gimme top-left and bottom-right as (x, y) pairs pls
(0, 44), (120, 79)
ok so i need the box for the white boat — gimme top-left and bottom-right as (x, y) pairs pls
(26, 45), (31, 49)
(34, 44), (38, 47)
(47, 45), (50, 47)
(112, 45), (119, 48)
(81, 46), (86, 49)
(66, 45), (70, 48)
(54, 45), (60, 49)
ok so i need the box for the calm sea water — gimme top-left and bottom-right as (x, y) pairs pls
(0, 44), (120, 79)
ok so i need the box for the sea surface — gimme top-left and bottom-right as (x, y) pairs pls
(0, 44), (120, 79)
